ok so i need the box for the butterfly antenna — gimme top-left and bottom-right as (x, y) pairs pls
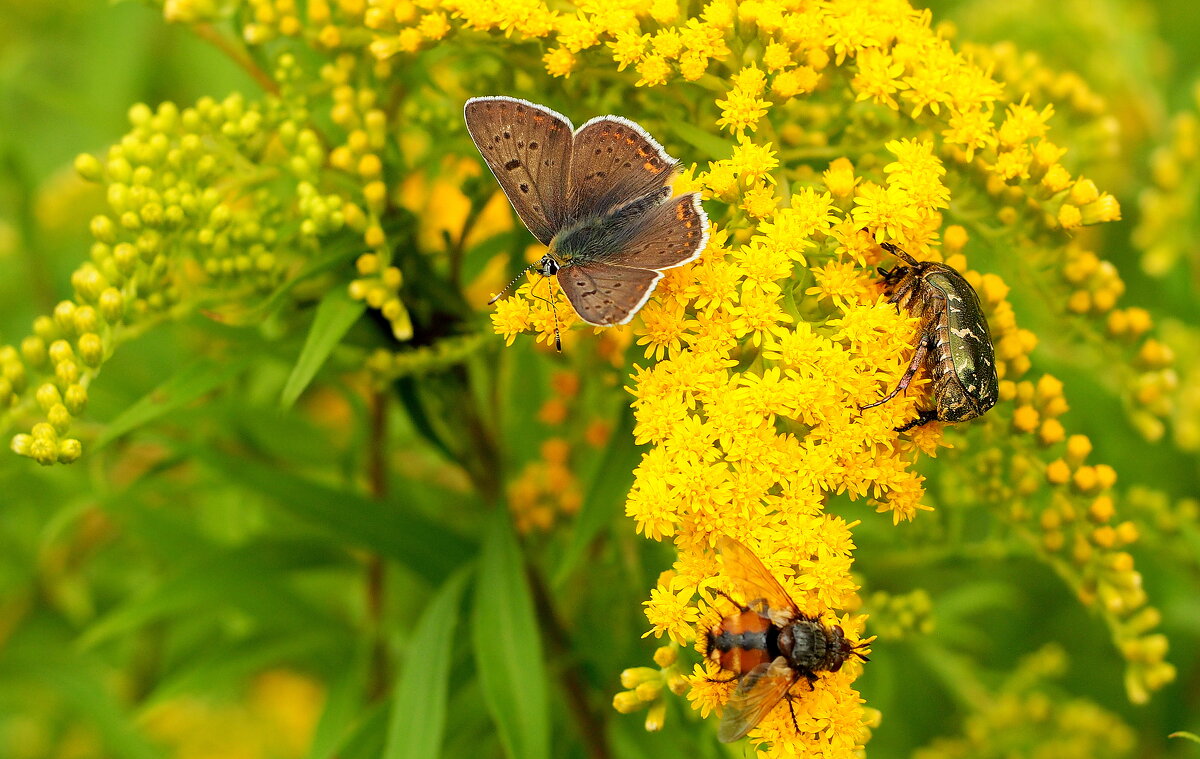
(488, 264), (536, 305)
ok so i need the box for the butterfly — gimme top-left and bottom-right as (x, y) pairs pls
(464, 96), (708, 330)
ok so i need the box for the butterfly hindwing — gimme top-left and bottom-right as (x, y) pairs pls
(569, 116), (678, 221)
(557, 262), (662, 326)
(600, 192), (708, 270)
(464, 96), (574, 245)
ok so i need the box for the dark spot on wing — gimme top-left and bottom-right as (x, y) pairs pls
(504, 159), (521, 170)
(529, 141), (539, 149)
(519, 183), (529, 193)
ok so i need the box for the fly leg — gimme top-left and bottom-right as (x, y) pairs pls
(860, 333), (932, 412)
(784, 693), (801, 736)
(713, 589), (771, 618)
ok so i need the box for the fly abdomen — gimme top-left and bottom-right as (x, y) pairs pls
(706, 611), (777, 675)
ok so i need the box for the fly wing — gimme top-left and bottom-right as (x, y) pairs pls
(464, 97), (573, 245)
(569, 116), (677, 221)
(598, 192), (707, 271)
(557, 262), (662, 326)
(716, 535), (801, 622)
(717, 657), (800, 743)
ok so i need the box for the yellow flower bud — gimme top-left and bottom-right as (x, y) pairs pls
(612, 690), (643, 714)
(1038, 418), (1065, 446)
(1046, 459), (1071, 485)
(1012, 405), (1039, 433)
(1066, 434), (1092, 463)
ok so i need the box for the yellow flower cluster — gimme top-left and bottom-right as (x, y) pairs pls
(335, 0), (1160, 752)
(77, 0), (1170, 751)
(506, 371), (612, 532)
(143, 670), (323, 759)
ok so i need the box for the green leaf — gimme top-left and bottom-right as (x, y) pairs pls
(229, 240), (362, 325)
(79, 539), (343, 650)
(335, 701), (390, 759)
(189, 447), (475, 583)
(281, 287), (365, 409)
(2, 626), (160, 759)
(93, 358), (252, 450)
(385, 570), (470, 759)
(472, 510), (550, 759)
(306, 647), (370, 759)
(554, 402), (638, 584)
(671, 121), (733, 160)
(1170, 732), (1200, 744)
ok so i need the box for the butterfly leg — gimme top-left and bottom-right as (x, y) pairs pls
(523, 275), (563, 352)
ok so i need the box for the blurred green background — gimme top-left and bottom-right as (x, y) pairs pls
(0, 1), (1198, 758)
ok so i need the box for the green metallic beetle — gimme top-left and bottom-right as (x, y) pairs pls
(861, 241), (999, 432)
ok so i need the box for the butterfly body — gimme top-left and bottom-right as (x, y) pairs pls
(465, 96), (707, 326)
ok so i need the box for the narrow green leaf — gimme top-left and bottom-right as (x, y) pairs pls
(93, 358), (251, 450)
(305, 647), (370, 759)
(2, 632), (159, 759)
(145, 633), (332, 707)
(281, 288), (365, 408)
(671, 121), (733, 160)
(335, 701), (390, 759)
(244, 242), (362, 323)
(189, 447), (475, 583)
(1170, 732), (1200, 744)
(472, 510), (550, 759)
(385, 570), (469, 759)
(79, 540), (342, 649)
(554, 402), (638, 584)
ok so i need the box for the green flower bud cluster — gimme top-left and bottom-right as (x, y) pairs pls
(314, 53), (421, 343)
(862, 589), (933, 640)
(350, 253), (412, 340)
(1011, 428), (1173, 703)
(1124, 485), (1200, 565)
(1134, 85), (1200, 278)
(364, 334), (488, 382)
(941, 372), (1173, 703)
(1, 51), (380, 464)
(913, 645), (1135, 759)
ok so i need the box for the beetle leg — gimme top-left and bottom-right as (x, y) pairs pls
(895, 409), (939, 432)
(859, 334), (931, 411)
(886, 272), (921, 311)
(880, 241), (920, 267)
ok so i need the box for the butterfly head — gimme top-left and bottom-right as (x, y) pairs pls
(537, 254), (560, 278)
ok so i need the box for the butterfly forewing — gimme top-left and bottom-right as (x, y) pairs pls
(600, 192), (707, 270)
(717, 657), (799, 743)
(716, 535), (800, 623)
(464, 97), (573, 245)
(569, 116), (678, 221)
(557, 262), (662, 326)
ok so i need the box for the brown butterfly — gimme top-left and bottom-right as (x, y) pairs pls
(464, 96), (707, 329)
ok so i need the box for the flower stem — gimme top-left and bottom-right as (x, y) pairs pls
(366, 388), (391, 702)
(192, 23), (279, 95)
(527, 564), (612, 759)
